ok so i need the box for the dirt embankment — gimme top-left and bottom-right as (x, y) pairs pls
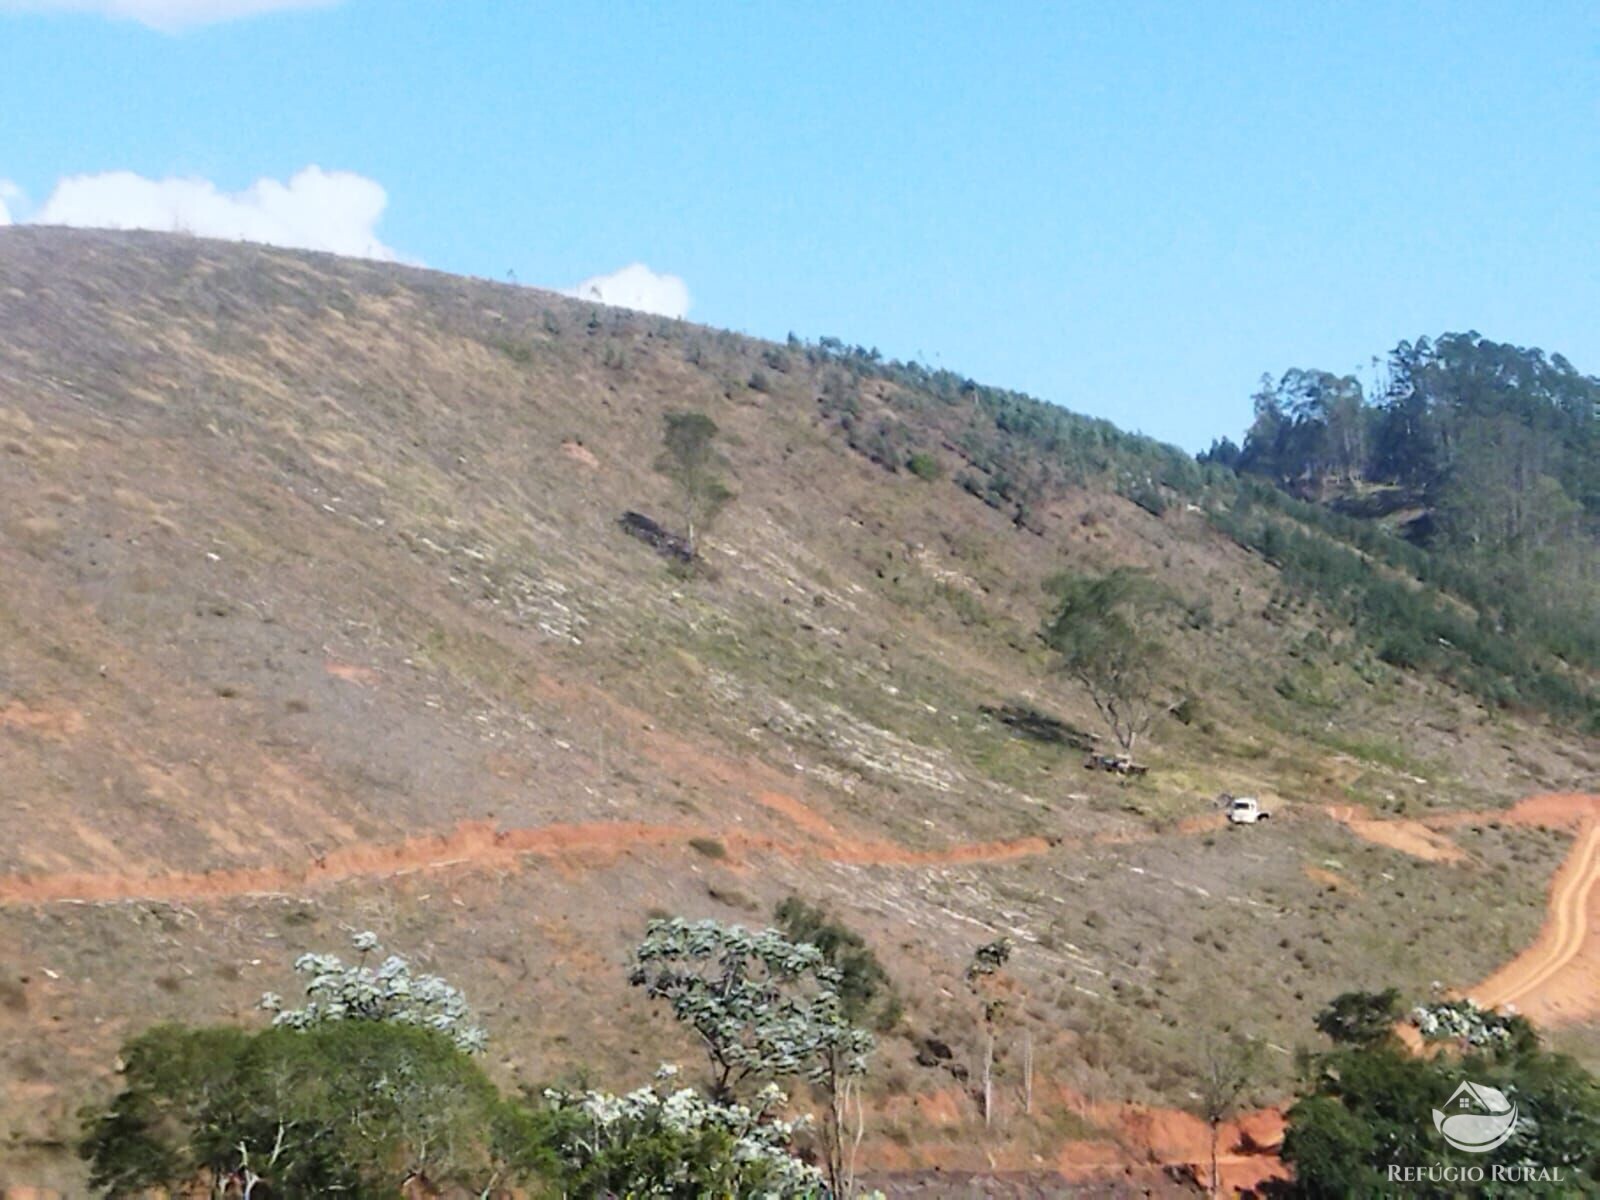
(1324, 805), (1465, 863)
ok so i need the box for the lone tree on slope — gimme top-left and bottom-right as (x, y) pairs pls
(1042, 567), (1172, 755)
(657, 410), (732, 555)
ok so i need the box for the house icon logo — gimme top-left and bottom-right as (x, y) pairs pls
(1433, 1080), (1518, 1153)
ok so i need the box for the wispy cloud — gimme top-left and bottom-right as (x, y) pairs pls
(0, 0), (338, 31)
(7, 165), (698, 307)
(565, 263), (691, 320)
(26, 166), (405, 261)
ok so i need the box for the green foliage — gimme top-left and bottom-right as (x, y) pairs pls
(843, 415), (917, 473)
(1208, 332), (1599, 729)
(1209, 486), (1599, 730)
(799, 335), (1208, 528)
(260, 931), (486, 1053)
(1282, 1093), (1381, 1197)
(79, 1022), (839, 1199)
(774, 896), (899, 1031)
(1411, 998), (1538, 1055)
(81, 1022), (518, 1197)
(1042, 569), (1172, 753)
(906, 450), (942, 480)
(78, 1024), (252, 1195)
(629, 917), (874, 1101)
(1283, 990), (1600, 1197)
(1313, 988), (1402, 1047)
(657, 411), (733, 553)
(80, 928), (839, 1199)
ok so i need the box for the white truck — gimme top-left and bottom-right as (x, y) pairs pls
(1225, 795), (1270, 825)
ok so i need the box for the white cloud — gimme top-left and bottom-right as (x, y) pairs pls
(0, 0), (338, 31)
(565, 263), (691, 320)
(29, 166), (404, 261)
(0, 180), (21, 226)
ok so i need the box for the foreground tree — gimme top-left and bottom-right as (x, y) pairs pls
(630, 916), (874, 1196)
(1042, 569), (1171, 755)
(540, 1066), (824, 1197)
(81, 1022), (520, 1197)
(81, 935), (837, 1199)
(1192, 1033), (1262, 1198)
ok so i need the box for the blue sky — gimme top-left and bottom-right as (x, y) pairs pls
(1, 1), (1595, 450)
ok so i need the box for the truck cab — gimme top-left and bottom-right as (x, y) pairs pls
(1226, 796), (1269, 824)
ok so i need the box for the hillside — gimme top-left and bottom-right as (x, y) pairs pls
(0, 228), (1595, 1193)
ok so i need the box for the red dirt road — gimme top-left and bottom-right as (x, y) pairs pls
(1331, 792), (1600, 1027)
(0, 811), (1056, 907)
(1467, 794), (1600, 1026)
(6, 792), (1595, 1035)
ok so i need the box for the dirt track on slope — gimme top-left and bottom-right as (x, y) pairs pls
(1466, 794), (1600, 1025)
(0, 810), (1057, 907)
(1330, 793), (1600, 1027)
(6, 787), (1595, 1038)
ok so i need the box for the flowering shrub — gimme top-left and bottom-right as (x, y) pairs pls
(630, 918), (874, 1098)
(541, 1065), (825, 1197)
(1410, 998), (1528, 1049)
(260, 931), (487, 1054)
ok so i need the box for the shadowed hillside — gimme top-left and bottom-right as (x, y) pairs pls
(0, 228), (1593, 1191)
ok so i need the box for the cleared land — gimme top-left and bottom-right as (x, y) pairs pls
(0, 228), (1594, 1193)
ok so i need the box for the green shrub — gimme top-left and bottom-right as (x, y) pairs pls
(774, 896), (899, 1030)
(81, 1022), (518, 1197)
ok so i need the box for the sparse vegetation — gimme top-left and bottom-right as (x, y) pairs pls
(687, 836), (728, 859)
(2, 231), (1595, 1194)
(1192, 1033), (1263, 1197)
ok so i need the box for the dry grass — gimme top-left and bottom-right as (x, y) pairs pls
(0, 227), (1592, 1189)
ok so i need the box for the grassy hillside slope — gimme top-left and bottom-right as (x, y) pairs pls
(0, 228), (1592, 1189)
